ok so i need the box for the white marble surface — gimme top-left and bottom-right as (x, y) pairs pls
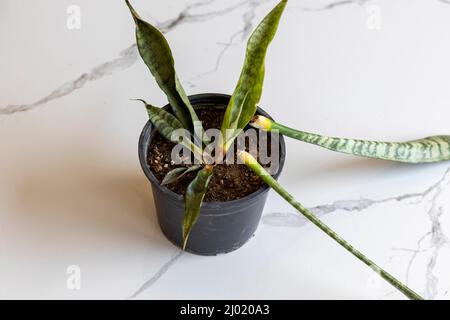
(1, 0), (450, 300)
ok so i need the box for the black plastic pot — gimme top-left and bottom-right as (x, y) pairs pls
(138, 93), (286, 255)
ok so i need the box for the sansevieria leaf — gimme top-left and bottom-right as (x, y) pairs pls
(125, 0), (204, 141)
(162, 165), (202, 186)
(136, 100), (203, 162)
(182, 165), (214, 250)
(136, 100), (183, 141)
(239, 151), (423, 300)
(221, 0), (287, 145)
(251, 116), (450, 163)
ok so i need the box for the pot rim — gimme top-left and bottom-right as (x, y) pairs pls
(138, 93), (286, 209)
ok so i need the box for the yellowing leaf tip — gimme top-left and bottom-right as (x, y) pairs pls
(250, 115), (272, 130)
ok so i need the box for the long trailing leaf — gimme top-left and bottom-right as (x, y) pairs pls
(162, 165), (202, 185)
(125, 0), (205, 142)
(238, 151), (424, 300)
(251, 115), (450, 163)
(183, 165), (214, 250)
(135, 100), (203, 162)
(221, 0), (287, 147)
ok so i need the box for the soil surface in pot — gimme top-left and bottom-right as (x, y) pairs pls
(148, 105), (273, 202)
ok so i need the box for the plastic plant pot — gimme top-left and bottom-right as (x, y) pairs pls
(138, 93), (286, 255)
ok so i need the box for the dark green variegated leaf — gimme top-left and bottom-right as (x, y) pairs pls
(221, 0), (287, 142)
(125, 0), (204, 141)
(161, 165), (202, 185)
(136, 99), (203, 162)
(252, 115), (450, 164)
(182, 165), (213, 250)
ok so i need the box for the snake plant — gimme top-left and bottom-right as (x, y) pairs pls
(125, 0), (449, 299)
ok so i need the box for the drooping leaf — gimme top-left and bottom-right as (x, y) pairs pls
(125, 0), (204, 141)
(221, 0), (287, 143)
(238, 150), (423, 300)
(161, 165), (202, 185)
(182, 165), (214, 250)
(251, 115), (450, 164)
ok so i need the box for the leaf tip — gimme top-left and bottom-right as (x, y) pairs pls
(131, 98), (147, 104)
(280, 0), (288, 8)
(124, 0), (141, 22)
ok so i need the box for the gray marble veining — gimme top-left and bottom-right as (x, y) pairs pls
(128, 168), (450, 299)
(301, 0), (370, 12)
(1, 0), (397, 115)
(187, 0), (272, 87)
(129, 250), (183, 299)
(263, 168), (450, 228)
(2, 0), (450, 299)
(265, 167), (450, 299)
(0, 0), (254, 115)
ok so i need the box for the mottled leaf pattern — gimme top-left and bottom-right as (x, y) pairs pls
(183, 166), (214, 250)
(299, 134), (450, 164)
(137, 99), (205, 163)
(239, 151), (423, 300)
(221, 0), (287, 141)
(237, 65), (265, 129)
(252, 116), (450, 164)
(125, 0), (203, 140)
(162, 165), (202, 185)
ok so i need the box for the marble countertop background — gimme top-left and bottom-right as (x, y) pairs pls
(1, 0), (450, 299)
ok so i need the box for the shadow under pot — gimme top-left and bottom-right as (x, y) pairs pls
(138, 93), (286, 256)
